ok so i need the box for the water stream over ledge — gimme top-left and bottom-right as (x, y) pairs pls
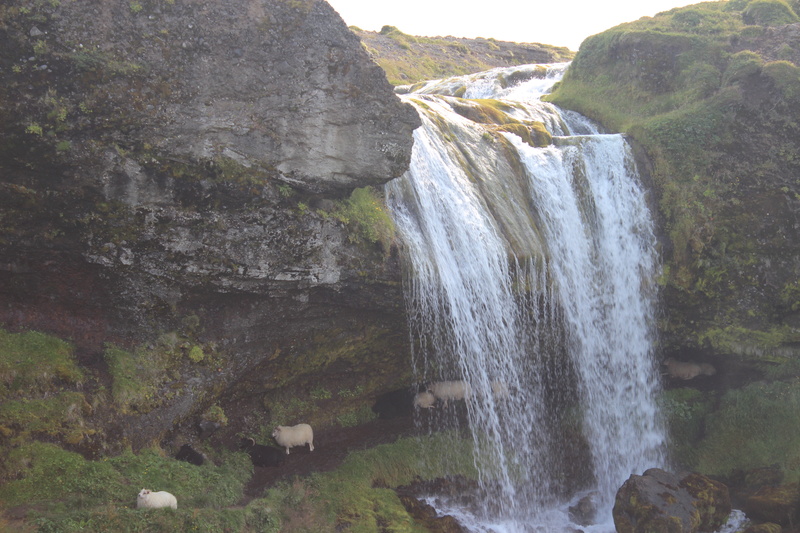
(386, 63), (667, 532)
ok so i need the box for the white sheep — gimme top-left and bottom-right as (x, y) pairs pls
(490, 380), (510, 399)
(413, 391), (436, 409)
(136, 488), (177, 509)
(272, 423), (314, 454)
(663, 358), (716, 380)
(428, 380), (471, 407)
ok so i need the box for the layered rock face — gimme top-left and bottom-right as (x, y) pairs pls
(0, 0), (420, 448)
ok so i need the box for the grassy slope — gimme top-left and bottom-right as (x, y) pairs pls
(354, 25), (574, 85)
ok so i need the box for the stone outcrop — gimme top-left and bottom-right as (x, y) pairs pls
(744, 483), (800, 527)
(0, 0), (419, 450)
(613, 468), (731, 533)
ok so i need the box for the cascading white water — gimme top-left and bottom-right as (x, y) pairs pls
(386, 63), (667, 532)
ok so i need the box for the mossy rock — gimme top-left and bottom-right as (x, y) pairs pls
(744, 482), (800, 526)
(449, 98), (517, 125)
(493, 122), (552, 148)
(613, 468), (731, 533)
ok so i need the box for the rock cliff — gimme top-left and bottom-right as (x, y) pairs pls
(0, 0), (420, 450)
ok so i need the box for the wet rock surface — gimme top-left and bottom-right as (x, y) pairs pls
(744, 482), (800, 528)
(613, 468), (731, 533)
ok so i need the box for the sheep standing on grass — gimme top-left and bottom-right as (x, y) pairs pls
(272, 423), (314, 454)
(429, 380), (471, 408)
(136, 488), (178, 509)
(663, 358), (716, 380)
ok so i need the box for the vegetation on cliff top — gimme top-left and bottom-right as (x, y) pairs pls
(355, 25), (574, 85)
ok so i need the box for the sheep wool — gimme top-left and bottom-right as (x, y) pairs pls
(272, 423), (314, 454)
(413, 391), (436, 409)
(428, 380), (471, 407)
(137, 488), (178, 509)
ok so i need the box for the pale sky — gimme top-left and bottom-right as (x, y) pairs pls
(324, 0), (697, 51)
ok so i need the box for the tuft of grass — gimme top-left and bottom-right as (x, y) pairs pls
(333, 186), (396, 252)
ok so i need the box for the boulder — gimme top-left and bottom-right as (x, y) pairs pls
(613, 468), (731, 533)
(569, 490), (601, 526)
(744, 483), (800, 527)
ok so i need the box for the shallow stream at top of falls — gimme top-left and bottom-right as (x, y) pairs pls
(387, 63), (666, 533)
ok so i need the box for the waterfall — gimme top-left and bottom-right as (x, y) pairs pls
(386, 64), (666, 532)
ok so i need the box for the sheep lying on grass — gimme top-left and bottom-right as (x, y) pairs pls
(429, 380), (471, 407)
(240, 437), (285, 467)
(272, 423), (314, 454)
(136, 488), (177, 509)
(663, 358), (716, 380)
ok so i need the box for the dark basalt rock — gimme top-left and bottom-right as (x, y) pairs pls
(0, 0), (418, 451)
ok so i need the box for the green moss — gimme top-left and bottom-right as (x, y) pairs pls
(187, 345), (205, 363)
(103, 343), (175, 415)
(0, 392), (93, 446)
(333, 187), (396, 252)
(266, 395), (313, 428)
(780, 280), (800, 312)
(0, 329), (84, 399)
(309, 386), (332, 400)
(698, 325), (799, 360)
(494, 122), (552, 148)
(722, 50), (763, 85)
(694, 380), (800, 481)
(202, 404), (228, 426)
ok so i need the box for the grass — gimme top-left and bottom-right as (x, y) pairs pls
(333, 186), (396, 252)
(693, 380), (800, 481)
(0, 329), (92, 447)
(0, 431), (479, 532)
(0, 329), (84, 399)
(356, 26), (573, 85)
(103, 344), (170, 415)
(255, 432), (479, 532)
(0, 442), (253, 531)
